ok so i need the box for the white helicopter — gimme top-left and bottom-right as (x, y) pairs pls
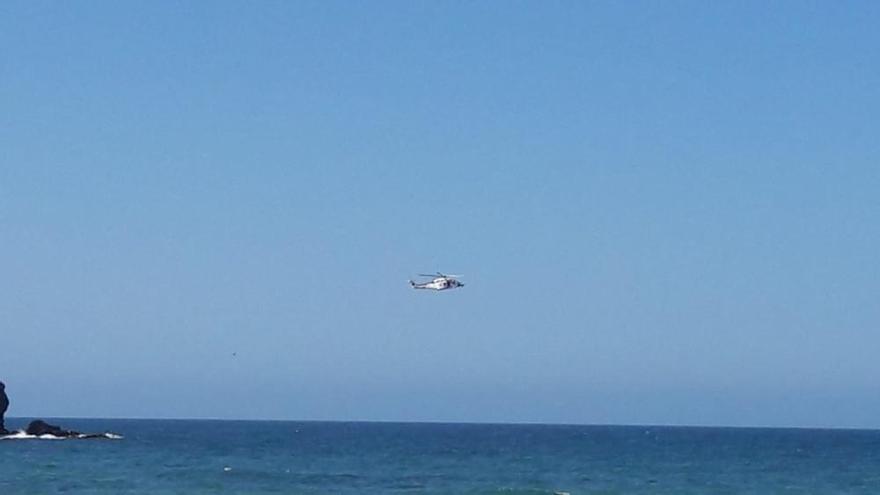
(409, 272), (465, 291)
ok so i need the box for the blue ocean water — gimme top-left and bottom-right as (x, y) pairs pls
(2, 419), (880, 494)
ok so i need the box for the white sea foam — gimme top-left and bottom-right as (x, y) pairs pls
(0, 431), (122, 440)
(0, 431), (63, 440)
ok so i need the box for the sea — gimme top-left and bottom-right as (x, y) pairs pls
(2, 419), (880, 494)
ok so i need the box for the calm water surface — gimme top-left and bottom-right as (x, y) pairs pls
(2, 419), (880, 494)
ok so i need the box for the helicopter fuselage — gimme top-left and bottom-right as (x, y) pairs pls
(409, 277), (463, 291)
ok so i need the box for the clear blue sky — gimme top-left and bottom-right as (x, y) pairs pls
(2, 1), (878, 428)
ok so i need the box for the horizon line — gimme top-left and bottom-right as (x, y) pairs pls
(6, 416), (879, 433)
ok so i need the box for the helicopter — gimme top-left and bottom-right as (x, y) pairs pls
(409, 272), (465, 291)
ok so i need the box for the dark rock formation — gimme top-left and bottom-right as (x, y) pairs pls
(25, 420), (81, 438)
(0, 383), (120, 439)
(23, 420), (116, 439)
(0, 382), (8, 435)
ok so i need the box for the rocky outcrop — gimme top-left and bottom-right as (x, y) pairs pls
(14, 420), (116, 439)
(0, 382), (121, 439)
(25, 420), (82, 438)
(0, 381), (8, 435)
